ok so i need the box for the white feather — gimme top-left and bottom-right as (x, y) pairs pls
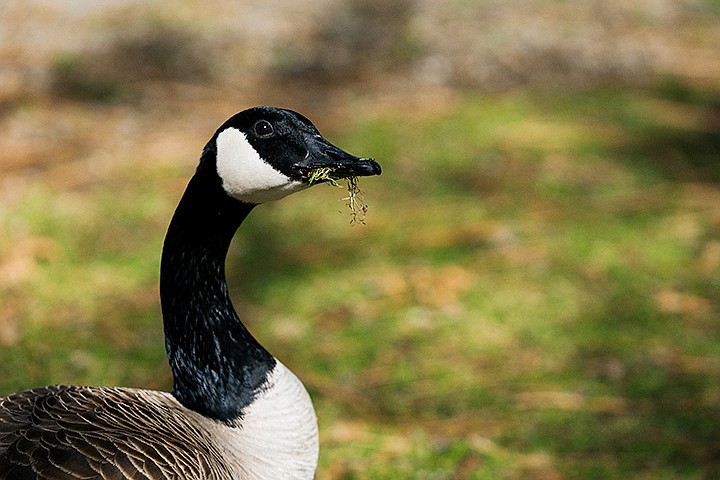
(215, 128), (306, 204)
(139, 363), (318, 480)
(213, 361), (319, 480)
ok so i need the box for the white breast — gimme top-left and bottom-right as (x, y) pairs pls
(215, 128), (306, 204)
(208, 361), (319, 480)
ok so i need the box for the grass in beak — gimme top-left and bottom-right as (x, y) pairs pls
(307, 168), (369, 225)
(308, 167), (340, 187)
(344, 175), (368, 225)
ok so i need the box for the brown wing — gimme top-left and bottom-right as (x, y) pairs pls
(0, 386), (233, 480)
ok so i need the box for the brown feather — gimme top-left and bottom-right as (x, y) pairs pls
(0, 386), (234, 480)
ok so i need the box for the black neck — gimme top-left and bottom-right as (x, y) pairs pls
(160, 154), (275, 422)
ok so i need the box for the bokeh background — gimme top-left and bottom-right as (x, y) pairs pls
(1, 1), (719, 478)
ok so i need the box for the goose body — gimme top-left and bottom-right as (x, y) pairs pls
(0, 107), (381, 479)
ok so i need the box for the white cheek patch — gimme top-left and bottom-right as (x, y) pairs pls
(215, 128), (306, 204)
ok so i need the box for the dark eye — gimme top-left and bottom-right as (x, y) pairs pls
(253, 120), (274, 138)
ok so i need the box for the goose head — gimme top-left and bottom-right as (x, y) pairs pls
(208, 106), (381, 204)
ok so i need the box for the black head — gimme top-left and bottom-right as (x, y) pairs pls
(207, 106), (381, 204)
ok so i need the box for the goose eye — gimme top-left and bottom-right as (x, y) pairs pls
(253, 120), (274, 138)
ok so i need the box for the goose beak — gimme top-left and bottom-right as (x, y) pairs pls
(294, 134), (381, 181)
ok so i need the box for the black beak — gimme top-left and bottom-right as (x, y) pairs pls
(294, 133), (381, 181)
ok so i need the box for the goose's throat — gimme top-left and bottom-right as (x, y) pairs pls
(159, 170), (274, 421)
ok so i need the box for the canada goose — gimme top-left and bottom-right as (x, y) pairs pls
(0, 106), (381, 480)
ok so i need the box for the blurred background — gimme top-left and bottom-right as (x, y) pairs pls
(1, 0), (719, 478)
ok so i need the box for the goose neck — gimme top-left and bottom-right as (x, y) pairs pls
(159, 166), (274, 422)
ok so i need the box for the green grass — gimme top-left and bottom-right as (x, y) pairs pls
(1, 88), (719, 479)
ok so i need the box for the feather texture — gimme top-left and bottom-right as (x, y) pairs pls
(0, 386), (233, 480)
